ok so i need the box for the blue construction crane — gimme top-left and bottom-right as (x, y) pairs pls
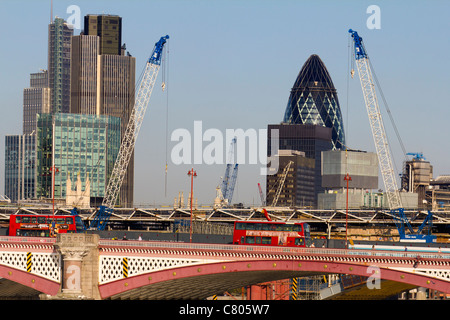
(349, 29), (436, 243)
(79, 35), (169, 230)
(407, 152), (425, 161)
(220, 137), (239, 206)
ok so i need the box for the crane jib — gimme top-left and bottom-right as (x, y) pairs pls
(148, 35), (169, 65)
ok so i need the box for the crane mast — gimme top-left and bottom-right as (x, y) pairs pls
(271, 161), (293, 207)
(348, 29), (402, 211)
(349, 29), (436, 243)
(89, 35), (169, 230)
(220, 137), (239, 206)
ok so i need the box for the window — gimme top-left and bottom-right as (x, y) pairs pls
(236, 222), (246, 230)
(37, 217), (46, 223)
(245, 236), (255, 244)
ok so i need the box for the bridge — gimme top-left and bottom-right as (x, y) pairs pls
(0, 234), (449, 300)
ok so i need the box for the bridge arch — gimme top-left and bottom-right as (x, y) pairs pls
(98, 258), (450, 299)
(0, 264), (60, 296)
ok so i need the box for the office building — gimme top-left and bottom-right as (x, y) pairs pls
(4, 134), (36, 202)
(35, 113), (121, 205)
(70, 35), (100, 115)
(266, 150), (315, 207)
(70, 14), (136, 207)
(84, 14), (122, 55)
(267, 123), (332, 207)
(48, 17), (73, 114)
(23, 70), (51, 135)
(283, 54), (346, 150)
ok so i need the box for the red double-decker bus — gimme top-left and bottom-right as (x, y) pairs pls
(232, 220), (311, 247)
(8, 214), (84, 237)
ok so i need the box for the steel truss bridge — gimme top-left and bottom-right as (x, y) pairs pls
(1, 206), (450, 230)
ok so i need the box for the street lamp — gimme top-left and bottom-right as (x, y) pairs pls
(344, 172), (352, 248)
(187, 168), (197, 243)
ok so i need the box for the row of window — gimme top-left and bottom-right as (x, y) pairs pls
(240, 236), (305, 246)
(15, 216), (73, 224)
(235, 222), (303, 232)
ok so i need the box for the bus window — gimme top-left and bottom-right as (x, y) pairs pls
(30, 217), (37, 223)
(65, 217), (73, 224)
(295, 238), (305, 246)
(56, 218), (65, 224)
(255, 237), (262, 244)
(245, 236), (255, 244)
(15, 216), (21, 223)
(22, 217), (30, 223)
(236, 222), (246, 230)
(293, 224), (303, 232)
(37, 217), (46, 224)
(262, 237), (272, 244)
(261, 223), (270, 231)
(247, 223), (256, 231)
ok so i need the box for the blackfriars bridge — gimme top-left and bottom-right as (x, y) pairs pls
(0, 234), (449, 300)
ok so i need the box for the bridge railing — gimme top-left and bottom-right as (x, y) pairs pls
(0, 236), (56, 244)
(98, 239), (450, 261)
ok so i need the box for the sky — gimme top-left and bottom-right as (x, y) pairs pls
(0, 0), (449, 207)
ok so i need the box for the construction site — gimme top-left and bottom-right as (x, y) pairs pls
(1, 4), (450, 300)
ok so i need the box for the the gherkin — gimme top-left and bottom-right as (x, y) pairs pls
(283, 54), (346, 150)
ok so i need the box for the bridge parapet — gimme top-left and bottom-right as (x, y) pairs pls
(0, 236), (450, 299)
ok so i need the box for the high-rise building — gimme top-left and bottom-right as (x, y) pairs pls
(97, 54), (136, 207)
(4, 134), (36, 202)
(35, 113), (121, 204)
(48, 17), (73, 114)
(23, 70), (51, 135)
(267, 124), (332, 207)
(70, 35), (100, 115)
(84, 15), (122, 55)
(266, 150), (315, 207)
(70, 14), (136, 207)
(283, 54), (346, 150)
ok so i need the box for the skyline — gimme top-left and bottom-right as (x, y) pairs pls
(0, 0), (449, 206)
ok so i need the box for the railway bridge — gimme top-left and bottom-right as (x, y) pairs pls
(0, 234), (449, 300)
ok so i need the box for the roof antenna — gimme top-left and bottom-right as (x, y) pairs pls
(50, 0), (53, 22)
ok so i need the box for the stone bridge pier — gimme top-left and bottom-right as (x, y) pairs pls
(45, 233), (101, 300)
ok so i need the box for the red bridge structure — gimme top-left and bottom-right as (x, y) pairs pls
(0, 234), (449, 299)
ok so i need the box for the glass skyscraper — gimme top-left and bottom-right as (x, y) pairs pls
(4, 134), (36, 202)
(48, 17), (73, 114)
(283, 54), (346, 150)
(36, 113), (121, 201)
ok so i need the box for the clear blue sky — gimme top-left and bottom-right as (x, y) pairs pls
(0, 0), (449, 206)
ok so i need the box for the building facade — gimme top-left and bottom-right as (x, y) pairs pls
(84, 14), (122, 55)
(23, 70), (51, 135)
(4, 134), (36, 202)
(283, 54), (346, 150)
(70, 35), (100, 115)
(69, 14), (136, 207)
(35, 113), (121, 204)
(48, 17), (73, 114)
(266, 150), (315, 207)
(267, 123), (332, 207)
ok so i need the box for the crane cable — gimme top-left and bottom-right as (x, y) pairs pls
(162, 40), (170, 197)
(348, 34), (407, 178)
